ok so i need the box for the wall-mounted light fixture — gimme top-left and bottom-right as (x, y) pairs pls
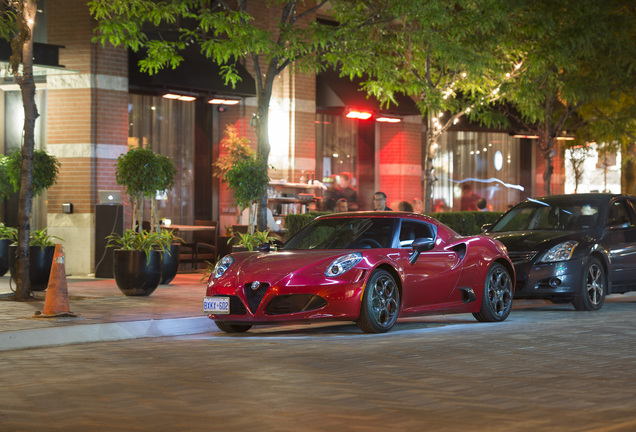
(345, 108), (373, 120)
(208, 98), (240, 105)
(162, 93), (197, 101)
(376, 116), (401, 123)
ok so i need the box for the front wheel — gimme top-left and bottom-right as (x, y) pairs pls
(473, 263), (513, 322)
(357, 269), (400, 333)
(215, 321), (253, 333)
(572, 257), (605, 311)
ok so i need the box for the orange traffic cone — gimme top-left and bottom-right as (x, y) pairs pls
(34, 244), (77, 318)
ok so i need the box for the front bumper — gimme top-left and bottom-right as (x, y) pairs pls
(513, 258), (584, 299)
(205, 270), (368, 323)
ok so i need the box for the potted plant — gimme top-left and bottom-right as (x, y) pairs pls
(1, 150), (60, 294)
(111, 145), (178, 295)
(0, 222), (18, 277)
(214, 125), (270, 232)
(106, 229), (169, 296)
(8, 228), (63, 291)
(229, 229), (278, 252)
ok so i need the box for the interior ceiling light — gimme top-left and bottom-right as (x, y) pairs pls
(556, 136), (575, 141)
(345, 108), (373, 120)
(209, 98), (240, 105)
(513, 134), (540, 139)
(376, 116), (401, 123)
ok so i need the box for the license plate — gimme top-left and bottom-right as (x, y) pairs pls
(204, 296), (230, 314)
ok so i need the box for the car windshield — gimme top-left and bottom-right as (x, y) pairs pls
(490, 199), (600, 232)
(282, 217), (396, 250)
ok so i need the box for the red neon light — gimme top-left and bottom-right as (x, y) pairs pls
(345, 109), (373, 120)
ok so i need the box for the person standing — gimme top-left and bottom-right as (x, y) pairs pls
(460, 183), (482, 211)
(373, 191), (393, 211)
(330, 172), (358, 210)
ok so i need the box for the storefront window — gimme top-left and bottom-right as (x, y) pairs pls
(128, 94), (195, 224)
(433, 131), (522, 212)
(315, 113), (361, 210)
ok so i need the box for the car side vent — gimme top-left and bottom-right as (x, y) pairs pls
(244, 282), (269, 314)
(452, 243), (467, 260)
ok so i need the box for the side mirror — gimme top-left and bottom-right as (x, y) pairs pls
(409, 237), (435, 264)
(481, 223), (493, 233)
(258, 242), (271, 252)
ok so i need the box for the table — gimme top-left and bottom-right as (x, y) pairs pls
(163, 224), (217, 233)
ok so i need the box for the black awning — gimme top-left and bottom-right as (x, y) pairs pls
(129, 48), (256, 98)
(316, 68), (420, 116)
(0, 39), (64, 68)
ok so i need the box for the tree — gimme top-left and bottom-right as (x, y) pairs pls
(1, 0), (41, 301)
(89, 0), (397, 230)
(499, 0), (636, 195)
(330, 0), (524, 211)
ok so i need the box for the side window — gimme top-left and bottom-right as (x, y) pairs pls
(399, 221), (435, 248)
(607, 200), (633, 228)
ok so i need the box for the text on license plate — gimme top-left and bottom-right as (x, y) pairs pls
(204, 296), (230, 314)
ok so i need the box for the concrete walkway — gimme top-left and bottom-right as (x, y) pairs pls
(0, 271), (218, 351)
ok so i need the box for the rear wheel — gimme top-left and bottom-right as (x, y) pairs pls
(357, 269), (400, 333)
(473, 263), (513, 322)
(215, 321), (253, 333)
(572, 257), (605, 311)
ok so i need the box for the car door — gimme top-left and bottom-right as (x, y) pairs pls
(603, 198), (636, 289)
(398, 220), (462, 308)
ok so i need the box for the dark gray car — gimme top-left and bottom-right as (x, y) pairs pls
(483, 193), (636, 311)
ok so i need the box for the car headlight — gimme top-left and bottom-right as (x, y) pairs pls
(540, 240), (578, 263)
(325, 253), (363, 277)
(213, 255), (235, 278)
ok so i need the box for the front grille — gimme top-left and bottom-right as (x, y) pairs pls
(244, 282), (269, 314)
(265, 294), (328, 315)
(507, 250), (537, 264)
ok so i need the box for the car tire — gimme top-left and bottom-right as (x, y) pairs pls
(215, 321), (253, 333)
(572, 257), (605, 311)
(357, 269), (400, 333)
(473, 262), (514, 322)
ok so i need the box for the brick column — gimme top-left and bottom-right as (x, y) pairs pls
(46, 1), (128, 276)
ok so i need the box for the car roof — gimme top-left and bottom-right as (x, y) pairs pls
(520, 193), (628, 206)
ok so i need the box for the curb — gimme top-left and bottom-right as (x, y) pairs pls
(0, 316), (218, 352)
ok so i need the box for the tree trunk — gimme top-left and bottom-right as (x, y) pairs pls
(254, 66), (274, 233)
(14, 0), (39, 301)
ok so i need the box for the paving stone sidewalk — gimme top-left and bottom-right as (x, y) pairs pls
(0, 272), (217, 351)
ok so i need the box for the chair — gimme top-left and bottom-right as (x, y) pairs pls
(179, 220), (218, 270)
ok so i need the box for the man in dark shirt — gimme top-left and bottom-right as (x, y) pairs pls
(373, 191), (392, 211)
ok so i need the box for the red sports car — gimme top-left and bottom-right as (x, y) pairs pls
(204, 212), (515, 333)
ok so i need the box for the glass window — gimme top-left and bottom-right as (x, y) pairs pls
(128, 94), (195, 224)
(433, 131), (522, 212)
(399, 220), (436, 247)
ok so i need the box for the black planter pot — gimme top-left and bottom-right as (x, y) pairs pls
(113, 249), (162, 296)
(160, 243), (180, 285)
(0, 239), (10, 277)
(8, 244), (56, 291)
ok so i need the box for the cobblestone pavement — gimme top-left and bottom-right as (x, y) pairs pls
(1, 292), (636, 431)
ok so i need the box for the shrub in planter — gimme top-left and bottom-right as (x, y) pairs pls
(106, 229), (172, 296)
(8, 229), (63, 291)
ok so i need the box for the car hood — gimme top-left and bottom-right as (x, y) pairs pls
(230, 250), (363, 279)
(484, 230), (578, 251)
